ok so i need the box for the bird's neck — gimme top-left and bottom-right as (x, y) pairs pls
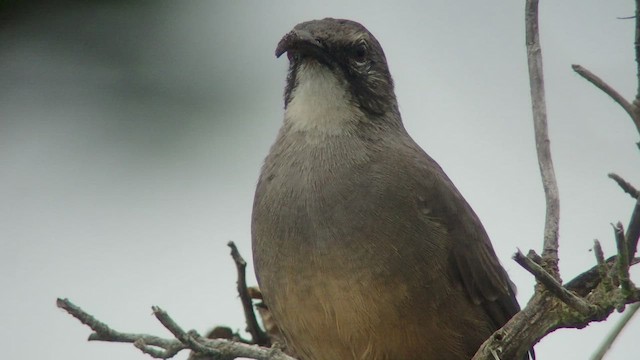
(284, 62), (364, 137)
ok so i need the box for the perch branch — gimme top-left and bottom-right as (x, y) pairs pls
(228, 241), (270, 346)
(525, 0), (561, 277)
(472, 247), (640, 360)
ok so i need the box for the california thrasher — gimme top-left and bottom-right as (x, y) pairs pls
(252, 18), (524, 360)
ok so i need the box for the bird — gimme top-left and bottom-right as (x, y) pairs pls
(252, 18), (524, 360)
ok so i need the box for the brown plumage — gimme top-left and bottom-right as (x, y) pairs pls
(252, 18), (526, 360)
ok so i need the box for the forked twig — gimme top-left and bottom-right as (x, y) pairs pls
(56, 297), (294, 360)
(228, 241), (270, 346)
(513, 250), (595, 315)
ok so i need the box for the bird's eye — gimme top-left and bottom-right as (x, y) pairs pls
(287, 51), (301, 62)
(353, 41), (368, 63)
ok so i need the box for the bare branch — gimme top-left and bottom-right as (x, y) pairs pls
(513, 250), (595, 315)
(57, 298), (188, 358)
(227, 241), (270, 346)
(525, 0), (561, 277)
(57, 298), (295, 360)
(608, 173), (640, 199)
(471, 2), (640, 358)
(590, 303), (640, 360)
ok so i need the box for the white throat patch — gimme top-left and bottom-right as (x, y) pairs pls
(285, 62), (362, 135)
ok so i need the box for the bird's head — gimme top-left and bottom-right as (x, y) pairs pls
(276, 18), (399, 124)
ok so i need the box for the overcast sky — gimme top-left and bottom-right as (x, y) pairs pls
(1, 1), (639, 359)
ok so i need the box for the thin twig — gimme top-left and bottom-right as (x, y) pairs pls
(513, 250), (595, 315)
(133, 338), (184, 359)
(590, 302), (640, 360)
(613, 223), (632, 295)
(228, 241), (270, 346)
(572, 64), (640, 133)
(594, 240), (613, 291)
(152, 306), (189, 341)
(152, 306), (222, 357)
(608, 173), (640, 199)
(527, 249), (543, 264)
(625, 198), (640, 261)
(526, 0), (561, 278)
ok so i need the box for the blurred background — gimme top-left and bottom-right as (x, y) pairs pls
(1, 1), (638, 359)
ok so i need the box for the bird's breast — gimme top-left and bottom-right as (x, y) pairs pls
(252, 132), (480, 359)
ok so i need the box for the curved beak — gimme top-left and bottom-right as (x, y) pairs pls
(275, 29), (332, 66)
